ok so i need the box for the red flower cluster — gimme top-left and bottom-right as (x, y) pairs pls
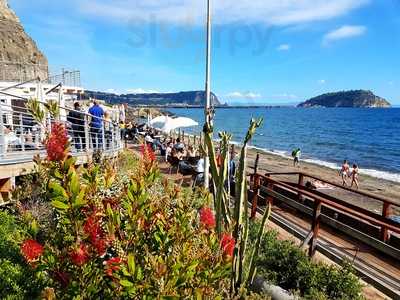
(83, 214), (108, 256)
(47, 122), (69, 162)
(20, 239), (44, 262)
(220, 233), (235, 257)
(199, 207), (215, 229)
(70, 243), (89, 266)
(104, 257), (122, 277)
(140, 143), (156, 162)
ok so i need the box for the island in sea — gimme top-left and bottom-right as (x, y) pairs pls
(297, 90), (392, 108)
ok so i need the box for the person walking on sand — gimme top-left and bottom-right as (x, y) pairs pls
(350, 164), (360, 189)
(339, 160), (350, 186)
(292, 148), (301, 167)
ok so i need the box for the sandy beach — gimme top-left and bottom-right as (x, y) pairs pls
(244, 147), (400, 213)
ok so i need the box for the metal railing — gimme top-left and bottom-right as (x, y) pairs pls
(0, 98), (123, 165)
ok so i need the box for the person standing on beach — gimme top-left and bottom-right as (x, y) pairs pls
(292, 148), (301, 167)
(339, 160), (350, 186)
(350, 164), (360, 189)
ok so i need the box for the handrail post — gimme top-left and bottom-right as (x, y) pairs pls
(84, 115), (90, 153)
(380, 202), (390, 243)
(309, 198), (322, 257)
(251, 174), (261, 219)
(0, 103), (5, 157)
(102, 122), (106, 152)
(254, 153), (260, 175)
(19, 113), (25, 152)
(298, 173), (304, 203)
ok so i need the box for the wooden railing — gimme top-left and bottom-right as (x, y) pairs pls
(249, 171), (400, 257)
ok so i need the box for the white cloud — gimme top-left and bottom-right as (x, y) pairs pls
(323, 25), (367, 44)
(78, 0), (369, 26)
(227, 91), (262, 99)
(318, 79), (326, 84)
(388, 81), (394, 86)
(126, 88), (160, 94)
(271, 93), (298, 100)
(277, 44), (291, 51)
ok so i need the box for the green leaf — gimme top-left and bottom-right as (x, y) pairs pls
(120, 279), (133, 287)
(73, 189), (86, 208)
(49, 181), (68, 200)
(69, 170), (80, 196)
(136, 266), (143, 281)
(128, 254), (135, 275)
(52, 200), (69, 210)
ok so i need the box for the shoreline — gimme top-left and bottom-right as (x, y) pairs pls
(247, 145), (400, 184)
(244, 146), (400, 211)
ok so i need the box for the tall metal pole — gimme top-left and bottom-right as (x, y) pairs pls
(204, 0), (212, 188)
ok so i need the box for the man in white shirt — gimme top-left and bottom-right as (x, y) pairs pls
(196, 158), (205, 173)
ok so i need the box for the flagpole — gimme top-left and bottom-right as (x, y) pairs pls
(204, 0), (212, 188)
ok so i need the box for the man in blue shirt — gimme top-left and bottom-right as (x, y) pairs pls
(88, 101), (104, 150)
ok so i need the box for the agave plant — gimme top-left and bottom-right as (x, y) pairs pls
(203, 115), (271, 295)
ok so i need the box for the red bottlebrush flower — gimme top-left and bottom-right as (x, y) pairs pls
(199, 207), (215, 229)
(220, 233), (235, 257)
(140, 144), (156, 162)
(83, 214), (108, 256)
(83, 214), (102, 242)
(70, 243), (89, 266)
(104, 257), (122, 277)
(20, 239), (44, 262)
(47, 122), (69, 162)
(93, 238), (107, 256)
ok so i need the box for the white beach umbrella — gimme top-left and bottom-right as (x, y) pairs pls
(160, 117), (198, 133)
(150, 115), (168, 125)
(171, 117), (198, 128)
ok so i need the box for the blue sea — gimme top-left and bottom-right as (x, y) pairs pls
(168, 108), (400, 183)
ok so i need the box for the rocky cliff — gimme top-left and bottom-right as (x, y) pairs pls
(0, 0), (48, 81)
(298, 90), (391, 108)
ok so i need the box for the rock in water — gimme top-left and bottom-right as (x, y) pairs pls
(298, 90), (391, 108)
(0, 0), (48, 81)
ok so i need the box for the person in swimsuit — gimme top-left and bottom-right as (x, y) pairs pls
(350, 164), (359, 189)
(339, 160), (350, 186)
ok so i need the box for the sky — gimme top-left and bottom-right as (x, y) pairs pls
(9, 0), (400, 105)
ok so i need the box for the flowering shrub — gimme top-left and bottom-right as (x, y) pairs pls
(14, 150), (231, 298)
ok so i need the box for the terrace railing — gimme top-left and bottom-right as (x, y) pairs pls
(0, 98), (122, 165)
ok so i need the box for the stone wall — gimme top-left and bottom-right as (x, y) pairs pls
(0, 0), (48, 81)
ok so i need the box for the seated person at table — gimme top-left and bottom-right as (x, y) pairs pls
(187, 146), (197, 158)
(165, 142), (173, 162)
(174, 138), (185, 150)
(144, 133), (153, 144)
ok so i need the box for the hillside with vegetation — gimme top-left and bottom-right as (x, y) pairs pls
(84, 90), (221, 106)
(298, 90), (391, 108)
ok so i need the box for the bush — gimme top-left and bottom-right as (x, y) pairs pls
(12, 148), (232, 299)
(249, 224), (364, 300)
(0, 210), (46, 299)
